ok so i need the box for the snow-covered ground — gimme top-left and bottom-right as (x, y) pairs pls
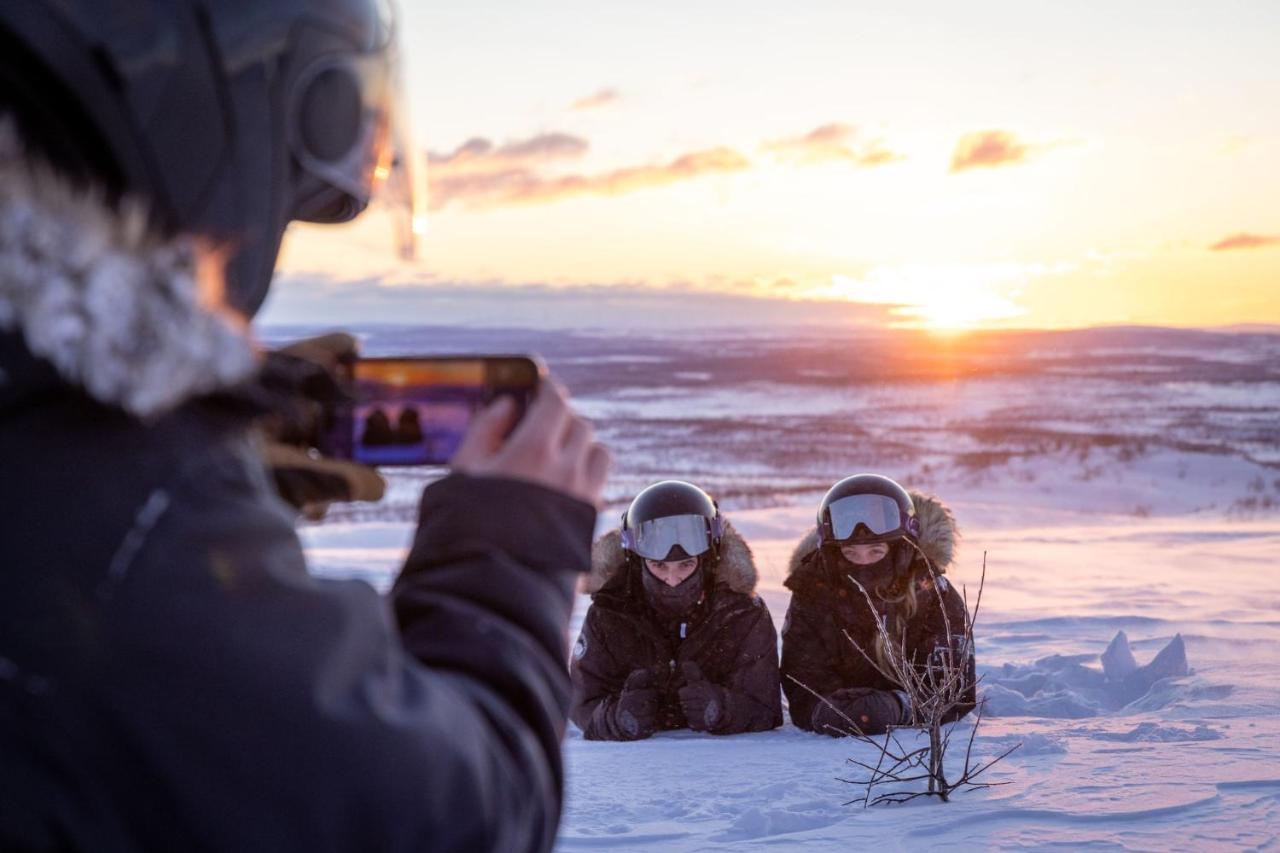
(291, 324), (1280, 850)
(301, 499), (1280, 850)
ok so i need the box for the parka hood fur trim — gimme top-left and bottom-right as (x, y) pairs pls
(0, 119), (257, 417)
(587, 520), (758, 595)
(787, 490), (958, 577)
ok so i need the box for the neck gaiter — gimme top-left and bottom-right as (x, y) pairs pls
(642, 563), (706, 617)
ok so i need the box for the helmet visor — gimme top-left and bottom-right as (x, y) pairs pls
(290, 4), (427, 258)
(827, 494), (905, 541)
(628, 515), (713, 561)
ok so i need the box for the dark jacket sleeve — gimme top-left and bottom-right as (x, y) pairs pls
(390, 473), (597, 847)
(709, 600), (782, 734)
(568, 606), (644, 741)
(104, 464), (594, 853)
(780, 595), (847, 731)
(909, 579), (977, 724)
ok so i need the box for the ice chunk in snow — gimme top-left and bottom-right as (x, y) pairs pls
(1118, 634), (1188, 705)
(984, 633), (1191, 718)
(1101, 630), (1139, 681)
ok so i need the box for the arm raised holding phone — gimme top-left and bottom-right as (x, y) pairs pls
(261, 344), (613, 849)
(386, 379), (609, 850)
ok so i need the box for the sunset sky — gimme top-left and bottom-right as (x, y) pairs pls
(266, 0), (1280, 330)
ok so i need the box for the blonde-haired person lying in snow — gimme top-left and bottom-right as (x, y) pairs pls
(782, 474), (975, 735)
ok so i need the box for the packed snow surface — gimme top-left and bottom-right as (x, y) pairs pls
(291, 325), (1280, 851)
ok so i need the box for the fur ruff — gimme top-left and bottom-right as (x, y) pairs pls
(587, 520), (758, 595)
(786, 490), (959, 576)
(0, 119), (257, 417)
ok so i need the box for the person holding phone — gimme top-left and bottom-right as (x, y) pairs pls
(780, 474), (975, 736)
(0, 4), (607, 851)
(570, 481), (782, 740)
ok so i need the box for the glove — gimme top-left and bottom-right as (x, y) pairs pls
(678, 662), (726, 732)
(810, 687), (908, 737)
(263, 443), (386, 520)
(614, 668), (662, 740)
(256, 333), (385, 518)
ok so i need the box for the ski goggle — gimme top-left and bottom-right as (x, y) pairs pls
(824, 494), (917, 542)
(621, 514), (722, 561)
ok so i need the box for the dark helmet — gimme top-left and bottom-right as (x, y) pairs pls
(620, 480), (723, 563)
(0, 0), (415, 317)
(816, 474), (919, 548)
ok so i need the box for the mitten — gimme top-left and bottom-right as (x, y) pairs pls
(614, 668), (662, 740)
(810, 687), (908, 736)
(678, 662), (726, 732)
(257, 333), (385, 517)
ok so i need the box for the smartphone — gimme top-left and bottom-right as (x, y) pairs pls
(323, 355), (544, 466)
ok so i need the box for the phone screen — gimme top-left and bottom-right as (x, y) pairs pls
(325, 356), (541, 466)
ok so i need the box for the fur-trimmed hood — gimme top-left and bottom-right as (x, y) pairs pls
(586, 519), (759, 596)
(786, 490), (959, 577)
(0, 119), (257, 418)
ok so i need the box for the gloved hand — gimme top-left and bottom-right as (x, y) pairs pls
(810, 687), (908, 737)
(614, 668), (662, 740)
(256, 333), (385, 518)
(678, 662), (726, 732)
(263, 443), (386, 520)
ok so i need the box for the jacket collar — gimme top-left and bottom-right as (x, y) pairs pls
(0, 119), (257, 418)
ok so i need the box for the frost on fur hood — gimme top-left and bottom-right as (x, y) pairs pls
(786, 490), (959, 576)
(0, 119), (257, 418)
(587, 520), (759, 596)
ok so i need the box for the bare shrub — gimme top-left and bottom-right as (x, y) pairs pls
(792, 552), (1018, 806)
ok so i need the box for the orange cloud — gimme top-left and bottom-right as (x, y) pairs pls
(764, 123), (902, 167)
(428, 133), (588, 177)
(950, 130), (1030, 173)
(571, 88), (620, 111)
(1210, 232), (1280, 251)
(429, 145), (750, 210)
(431, 120), (905, 211)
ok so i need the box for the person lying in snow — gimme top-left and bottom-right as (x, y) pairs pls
(570, 481), (783, 740)
(781, 474), (976, 736)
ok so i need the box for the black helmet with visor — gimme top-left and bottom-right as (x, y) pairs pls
(0, 0), (425, 318)
(817, 474), (919, 547)
(620, 480), (723, 563)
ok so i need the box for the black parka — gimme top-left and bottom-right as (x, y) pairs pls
(0, 146), (593, 852)
(570, 524), (782, 739)
(780, 492), (976, 734)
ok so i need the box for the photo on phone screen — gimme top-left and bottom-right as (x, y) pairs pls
(325, 356), (542, 466)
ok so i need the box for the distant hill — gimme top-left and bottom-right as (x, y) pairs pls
(1215, 324), (1280, 334)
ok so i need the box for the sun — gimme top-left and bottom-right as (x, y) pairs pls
(903, 289), (1026, 331)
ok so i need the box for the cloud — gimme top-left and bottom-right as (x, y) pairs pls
(427, 120), (904, 211)
(571, 88), (620, 111)
(428, 143), (751, 210)
(1209, 232), (1280, 251)
(428, 133), (589, 177)
(764, 123), (902, 167)
(950, 130), (1031, 173)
